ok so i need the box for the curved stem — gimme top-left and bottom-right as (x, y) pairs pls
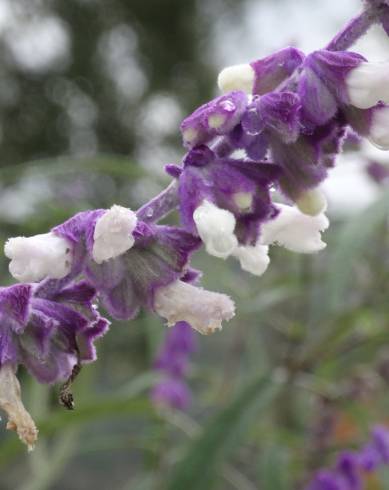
(136, 180), (179, 223)
(326, 8), (378, 51)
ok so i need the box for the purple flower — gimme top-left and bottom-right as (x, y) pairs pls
(306, 426), (389, 489)
(177, 145), (281, 246)
(306, 470), (344, 490)
(217, 47), (305, 95)
(180, 91), (248, 149)
(0, 279), (109, 384)
(151, 321), (195, 410)
(151, 377), (191, 411)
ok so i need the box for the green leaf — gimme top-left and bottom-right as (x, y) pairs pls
(167, 372), (283, 490)
(0, 395), (156, 468)
(258, 444), (291, 490)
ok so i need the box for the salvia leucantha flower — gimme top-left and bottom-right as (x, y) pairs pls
(6, 205), (235, 335)
(151, 321), (195, 411)
(306, 426), (389, 489)
(3, 2), (389, 450)
(0, 279), (109, 448)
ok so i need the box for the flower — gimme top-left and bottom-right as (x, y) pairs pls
(259, 204), (329, 253)
(346, 61), (389, 110)
(232, 243), (270, 276)
(154, 280), (235, 335)
(193, 200), (238, 258)
(92, 205), (138, 264)
(0, 364), (38, 451)
(4, 232), (71, 282)
(151, 378), (191, 411)
(0, 280), (109, 384)
(180, 91), (248, 149)
(218, 47), (305, 95)
(177, 145), (281, 246)
(306, 426), (389, 489)
(151, 321), (196, 410)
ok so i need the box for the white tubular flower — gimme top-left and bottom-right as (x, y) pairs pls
(296, 187), (328, 216)
(232, 244), (270, 276)
(4, 233), (71, 283)
(93, 205), (138, 264)
(0, 364), (38, 451)
(260, 204), (329, 253)
(193, 200), (238, 259)
(217, 64), (255, 94)
(154, 280), (235, 335)
(346, 61), (389, 109)
(369, 106), (389, 150)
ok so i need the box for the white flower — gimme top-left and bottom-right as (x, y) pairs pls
(4, 232), (71, 282)
(295, 187), (327, 216)
(232, 243), (270, 276)
(346, 61), (389, 109)
(217, 64), (255, 94)
(260, 204), (329, 253)
(154, 280), (235, 335)
(368, 106), (389, 150)
(193, 200), (238, 259)
(93, 205), (138, 264)
(0, 364), (38, 451)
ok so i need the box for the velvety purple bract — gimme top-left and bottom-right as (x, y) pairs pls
(299, 50), (365, 128)
(250, 46), (305, 95)
(180, 91), (248, 148)
(0, 280), (109, 384)
(54, 210), (201, 320)
(178, 145), (281, 244)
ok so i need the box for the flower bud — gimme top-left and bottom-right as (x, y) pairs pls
(92, 205), (138, 264)
(5, 232), (71, 282)
(193, 200), (238, 259)
(346, 61), (389, 109)
(260, 204), (329, 253)
(217, 64), (255, 94)
(296, 188), (328, 216)
(154, 280), (235, 335)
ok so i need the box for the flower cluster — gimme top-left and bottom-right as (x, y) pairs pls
(306, 426), (389, 489)
(1, 0), (389, 450)
(151, 321), (196, 411)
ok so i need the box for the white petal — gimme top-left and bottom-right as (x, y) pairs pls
(0, 365), (38, 451)
(4, 232), (71, 282)
(193, 200), (238, 259)
(346, 61), (389, 109)
(369, 106), (389, 150)
(296, 188), (327, 216)
(154, 280), (235, 335)
(260, 204), (329, 253)
(232, 243), (270, 276)
(93, 205), (138, 264)
(217, 64), (255, 94)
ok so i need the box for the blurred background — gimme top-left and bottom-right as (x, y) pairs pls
(0, 0), (389, 488)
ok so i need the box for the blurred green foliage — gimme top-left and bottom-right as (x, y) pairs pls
(0, 1), (389, 490)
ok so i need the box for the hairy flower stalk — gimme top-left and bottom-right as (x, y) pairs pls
(1, 0), (389, 450)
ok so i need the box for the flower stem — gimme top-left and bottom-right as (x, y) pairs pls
(136, 179), (179, 223)
(326, 8), (378, 51)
